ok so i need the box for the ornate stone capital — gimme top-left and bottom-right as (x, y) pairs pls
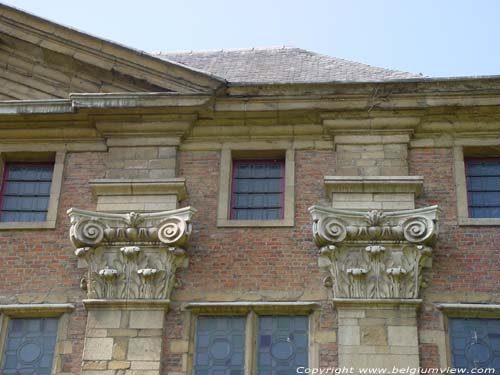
(309, 205), (439, 299)
(68, 207), (195, 300)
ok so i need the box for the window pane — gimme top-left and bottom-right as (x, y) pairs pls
(193, 317), (246, 375)
(257, 316), (308, 374)
(465, 158), (500, 218)
(449, 318), (500, 372)
(1, 318), (58, 375)
(231, 160), (284, 220)
(1, 163), (53, 222)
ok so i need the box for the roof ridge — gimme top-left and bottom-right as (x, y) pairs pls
(153, 45), (298, 55)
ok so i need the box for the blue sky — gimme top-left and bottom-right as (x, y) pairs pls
(4, 0), (500, 78)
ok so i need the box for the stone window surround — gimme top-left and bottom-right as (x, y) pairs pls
(454, 145), (500, 226)
(0, 303), (74, 375)
(217, 146), (295, 227)
(185, 302), (320, 373)
(0, 150), (65, 230)
(437, 303), (500, 368)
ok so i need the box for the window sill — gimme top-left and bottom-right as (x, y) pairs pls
(217, 218), (294, 228)
(0, 221), (56, 230)
(458, 217), (500, 226)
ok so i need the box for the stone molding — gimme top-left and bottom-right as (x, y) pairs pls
(324, 176), (424, 196)
(89, 178), (187, 201)
(185, 301), (320, 315)
(310, 205), (439, 299)
(68, 207), (195, 300)
(438, 303), (500, 318)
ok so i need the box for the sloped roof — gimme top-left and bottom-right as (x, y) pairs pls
(155, 47), (423, 84)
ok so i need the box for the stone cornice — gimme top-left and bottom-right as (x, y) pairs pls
(324, 176), (424, 197)
(0, 4), (225, 93)
(89, 178), (187, 201)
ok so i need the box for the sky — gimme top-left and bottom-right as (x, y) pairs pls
(3, 0), (500, 78)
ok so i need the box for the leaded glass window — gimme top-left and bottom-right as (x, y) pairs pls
(465, 158), (500, 218)
(0, 163), (54, 222)
(192, 315), (309, 375)
(1, 318), (59, 375)
(230, 160), (285, 220)
(257, 316), (308, 375)
(193, 316), (246, 375)
(449, 318), (500, 371)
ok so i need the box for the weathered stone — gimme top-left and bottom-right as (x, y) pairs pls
(83, 338), (114, 360)
(127, 338), (162, 361)
(360, 326), (387, 346)
(129, 310), (164, 329)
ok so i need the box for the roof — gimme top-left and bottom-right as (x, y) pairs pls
(155, 47), (423, 84)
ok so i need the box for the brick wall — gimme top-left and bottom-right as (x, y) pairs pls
(410, 147), (500, 366)
(0, 145), (498, 373)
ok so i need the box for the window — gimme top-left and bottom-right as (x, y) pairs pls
(217, 148), (294, 227)
(0, 151), (65, 229)
(448, 318), (500, 371)
(1, 318), (59, 375)
(193, 315), (309, 375)
(465, 158), (500, 218)
(0, 163), (54, 222)
(230, 160), (285, 220)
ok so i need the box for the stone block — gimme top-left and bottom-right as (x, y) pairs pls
(315, 330), (337, 343)
(113, 338), (128, 360)
(108, 361), (131, 370)
(129, 310), (164, 329)
(87, 310), (122, 329)
(337, 309), (366, 318)
(128, 337), (162, 361)
(360, 326), (387, 346)
(169, 340), (189, 353)
(338, 325), (360, 346)
(82, 361), (108, 370)
(130, 361), (161, 370)
(107, 329), (138, 337)
(387, 326), (418, 347)
(83, 338), (114, 360)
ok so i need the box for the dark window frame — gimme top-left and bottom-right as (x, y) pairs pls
(0, 161), (55, 223)
(230, 159), (285, 220)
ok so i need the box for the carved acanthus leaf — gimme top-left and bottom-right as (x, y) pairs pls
(68, 207), (196, 300)
(310, 205), (439, 300)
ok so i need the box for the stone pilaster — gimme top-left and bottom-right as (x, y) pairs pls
(82, 301), (167, 374)
(68, 207), (195, 374)
(336, 300), (420, 372)
(310, 175), (439, 371)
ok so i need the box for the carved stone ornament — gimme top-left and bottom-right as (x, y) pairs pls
(68, 207), (195, 300)
(309, 205), (439, 299)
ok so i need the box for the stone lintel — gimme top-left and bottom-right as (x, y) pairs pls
(437, 303), (500, 317)
(325, 176), (424, 197)
(186, 301), (319, 315)
(83, 299), (170, 311)
(0, 303), (75, 317)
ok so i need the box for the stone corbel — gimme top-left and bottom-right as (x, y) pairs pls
(309, 205), (439, 299)
(68, 206), (195, 300)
